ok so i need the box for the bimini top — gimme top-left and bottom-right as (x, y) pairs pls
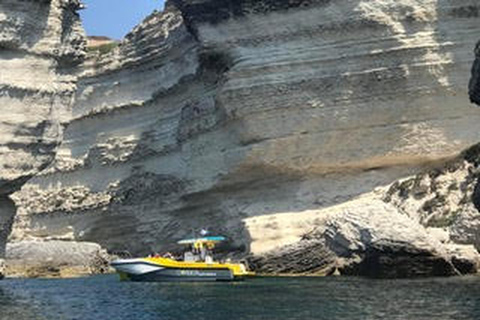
(177, 236), (226, 245)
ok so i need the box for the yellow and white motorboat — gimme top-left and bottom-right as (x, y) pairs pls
(111, 236), (255, 282)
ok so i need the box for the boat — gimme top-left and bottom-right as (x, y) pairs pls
(110, 236), (255, 282)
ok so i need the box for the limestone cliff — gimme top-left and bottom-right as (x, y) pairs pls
(0, 0), (85, 277)
(7, 0), (480, 277)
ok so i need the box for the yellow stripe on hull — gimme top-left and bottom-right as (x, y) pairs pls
(143, 257), (255, 277)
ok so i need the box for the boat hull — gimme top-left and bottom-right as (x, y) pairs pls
(125, 268), (235, 282)
(111, 259), (242, 282)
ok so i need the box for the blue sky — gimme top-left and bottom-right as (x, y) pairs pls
(80, 0), (165, 40)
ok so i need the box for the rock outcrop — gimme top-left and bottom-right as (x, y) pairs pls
(5, 0), (480, 277)
(0, 0), (85, 278)
(384, 143), (480, 252)
(249, 198), (479, 278)
(5, 240), (111, 278)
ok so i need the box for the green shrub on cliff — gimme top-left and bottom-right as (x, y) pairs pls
(87, 42), (119, 55)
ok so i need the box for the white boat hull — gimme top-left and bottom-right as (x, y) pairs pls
(111, 259), (165, 275)
(111, 258), (236, 282)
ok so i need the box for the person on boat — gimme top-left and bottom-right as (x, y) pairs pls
(163, 252), (174, 259)
(200, 246), (207, 261)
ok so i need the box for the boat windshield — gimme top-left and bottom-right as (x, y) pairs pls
(178, 236), (226, 263)
(177, 236), (226, 245)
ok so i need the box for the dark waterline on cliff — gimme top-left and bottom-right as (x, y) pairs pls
(1, 275), (479, 320)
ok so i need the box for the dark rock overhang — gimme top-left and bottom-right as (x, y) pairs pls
(169, 0), (331, 25)
(469, 41), (480, 106)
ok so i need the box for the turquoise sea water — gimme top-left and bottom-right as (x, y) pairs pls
(1, 275), (479, 320)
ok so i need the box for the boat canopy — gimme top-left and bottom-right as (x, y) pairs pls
(177, 236), (226, 245)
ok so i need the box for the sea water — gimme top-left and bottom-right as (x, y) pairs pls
(0, 275), (479, 320)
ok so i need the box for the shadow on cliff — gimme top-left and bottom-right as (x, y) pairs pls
(77, 169), (253, 259)
(470, 41), (480, 105)
(456, 4), (480, 104)
(2, 2), (52, 50)
(0, 197), (16, 261)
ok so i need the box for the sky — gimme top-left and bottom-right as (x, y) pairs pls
(80, 0), (165, 40)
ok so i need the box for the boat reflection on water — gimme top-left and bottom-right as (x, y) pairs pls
(111, 236), (255, 282)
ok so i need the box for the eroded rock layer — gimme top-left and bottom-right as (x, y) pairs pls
(0, 0), (85, 276)
(9, 0), (480, 276)
(5, 240), (111, 278)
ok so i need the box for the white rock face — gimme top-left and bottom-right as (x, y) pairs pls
(0, 0), (85, 277)
(9, 0), (480, 272)
(0, 0), (84, 193)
